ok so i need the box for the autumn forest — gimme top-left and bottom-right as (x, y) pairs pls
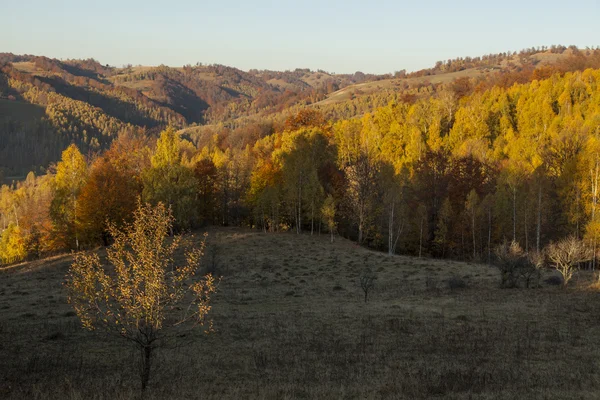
(2, 47), (600, 266)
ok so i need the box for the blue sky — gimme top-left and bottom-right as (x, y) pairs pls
(1, 0), (598, 74)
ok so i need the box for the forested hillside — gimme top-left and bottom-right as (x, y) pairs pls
(0, 54), (388, 177)
(2, 46), (598, 178)
(2, 57), (600, 266)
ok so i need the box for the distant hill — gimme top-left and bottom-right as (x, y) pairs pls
(0, 54), (381, 176)
(315, 47), (584, 107)
(0, 45), (598, 177)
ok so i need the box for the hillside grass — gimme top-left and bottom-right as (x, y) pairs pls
(316, 68), (486, 106)
(1, 227), (599, 399)
(10, 62), (37, 73)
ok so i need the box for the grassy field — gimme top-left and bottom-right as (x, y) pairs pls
(1, 227), (600, 399)
(315, 68), (486, 106)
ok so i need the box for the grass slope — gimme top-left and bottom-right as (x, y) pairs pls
(315, 68), (490, 106)
(1, 227), (599, 399)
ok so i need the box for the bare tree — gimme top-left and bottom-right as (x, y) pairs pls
(359, 255), (377, 303)
(546, 236), (592, 287)
(66, 201), (218, 393)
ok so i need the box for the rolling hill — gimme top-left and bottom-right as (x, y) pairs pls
(0, 54), (381, 177)
(1, 227), (599, 398)
(0, 46), (597, 178)
(315, 48), (581, 107)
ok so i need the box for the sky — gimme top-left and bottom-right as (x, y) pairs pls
(1, 0), (599, 74)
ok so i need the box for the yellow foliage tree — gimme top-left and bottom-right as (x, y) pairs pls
(0, 223), (27, 264)
(66, 201), (218, 392)
(51, 144), (88, 249)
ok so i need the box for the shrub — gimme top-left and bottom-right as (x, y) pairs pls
(493, 241), (547, 288)
(545, 275), (564, 286)
(447, 275), (467, 290)
(494, 241), (526, 288)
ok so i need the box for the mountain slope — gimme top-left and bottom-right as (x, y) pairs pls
(1, 46), (598, 178)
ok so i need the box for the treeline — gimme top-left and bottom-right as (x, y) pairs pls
(2, 68), (600, 265)
(399, 45), (600, 78)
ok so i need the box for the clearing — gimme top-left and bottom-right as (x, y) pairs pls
(1, 227), (599, 399)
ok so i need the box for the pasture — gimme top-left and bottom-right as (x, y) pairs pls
(1, 227), (599, 399)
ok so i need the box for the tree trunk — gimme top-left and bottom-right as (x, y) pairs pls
(536, 184), (542, 252)
(472, 211), (476, 260)
(297, 180), (302, 234)
(12, 204), (19, 227)
(388, 201), (394, 255)
(594, 236), (598, 273)
(524, 207), (528, 252)
(70, 150), (79, 250)
(488, 205), (492, 264)
(419, 216), (424, 258)
(311, 200), (314, 235)
(392, 221), (404, 256)
(358, 207), (364, 244)
(461, 228), (464, 259)
(576, 187), (581, 238)
(74, 195), (79, 250)
(591, 159), (599, 270)
(513, 187), (517, 242)
(140, 345), (153, 393)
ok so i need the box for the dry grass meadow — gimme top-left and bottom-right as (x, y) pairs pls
(2, 227), (600, 399)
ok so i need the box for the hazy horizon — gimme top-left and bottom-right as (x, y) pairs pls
(2, 0), (599, 74)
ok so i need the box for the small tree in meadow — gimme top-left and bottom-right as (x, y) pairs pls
(546, 236), (592, 287)
(66, 201), (218, 392)
(360, 268), (377, 303)
(359, 255), (377, 303)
